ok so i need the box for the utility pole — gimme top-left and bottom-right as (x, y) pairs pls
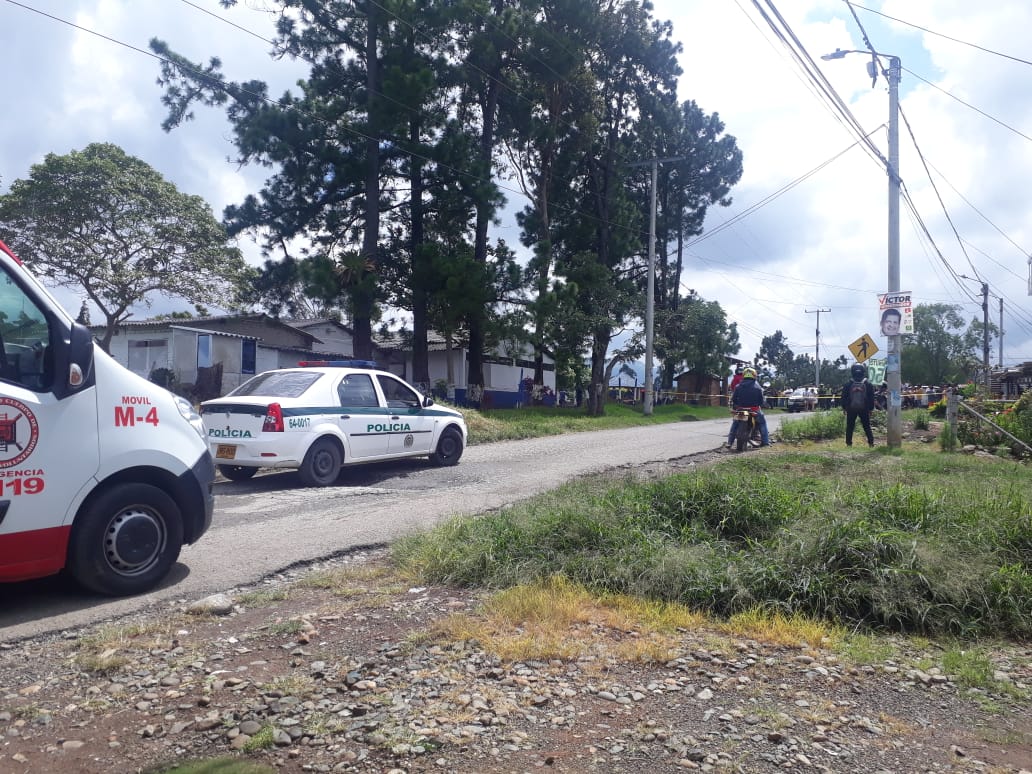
(628, 155), (688, 416)
(885, 55), (903, 448)
(982, 282), (991, 394)
(825, 49), (904, 446)
(805, 308), (830, 390)
(999, 296), (1004, 367)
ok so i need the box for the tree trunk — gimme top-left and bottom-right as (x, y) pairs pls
(353, 1), (380, 361)
(409, 107), (429, 390)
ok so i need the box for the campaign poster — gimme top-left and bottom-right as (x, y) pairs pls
(877, 292), (914, 336)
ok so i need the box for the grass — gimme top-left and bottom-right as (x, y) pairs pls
(73, 621), (178, 675)
(394, 445), (1032, 639)
(145, 759), (276, 774)
(459, 401), (729, 444)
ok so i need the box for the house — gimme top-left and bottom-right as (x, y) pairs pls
(674, 370), (724, 406)
(95, 313), (555, 407)
(93, 314), (349, 398)
(374, 330), (556, 408)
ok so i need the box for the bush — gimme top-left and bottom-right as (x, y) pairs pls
(149, 367), (176, 390)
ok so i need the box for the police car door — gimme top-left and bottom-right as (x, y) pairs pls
(374, 374), (434, 455)
(0, 265), (100, 580)
(335, 372), (388, 458)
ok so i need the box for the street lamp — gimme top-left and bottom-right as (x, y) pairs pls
(821, 48), (903, 448)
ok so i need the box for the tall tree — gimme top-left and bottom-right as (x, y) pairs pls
(0, 143), (245, 352)
(652, 293), (740, 394)
(152, 0), (414, 359)
(903, 302), (994, 385)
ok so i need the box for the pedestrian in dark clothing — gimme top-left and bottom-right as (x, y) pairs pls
(841, 363), (875, 447)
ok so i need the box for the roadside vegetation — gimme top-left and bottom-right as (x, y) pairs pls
(395, 445), (1031, 639)
(460, 401), (729, 444)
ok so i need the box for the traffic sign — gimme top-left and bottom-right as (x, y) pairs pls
(848, 333), (878, 363)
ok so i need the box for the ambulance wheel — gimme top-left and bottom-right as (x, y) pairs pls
(299, 438), (342, 487)
(430, 426), (464, 466)
(219, 464), (258, 481)
(68, 483), (184, 596)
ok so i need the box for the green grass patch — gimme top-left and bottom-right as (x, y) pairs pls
(776, 410), (846, 443)
(461, 402), (728, 444)
(144, 756), (276, 773)
(394, 446), (1032, 638)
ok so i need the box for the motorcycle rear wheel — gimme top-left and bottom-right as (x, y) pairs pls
(735, 420), (751, 452)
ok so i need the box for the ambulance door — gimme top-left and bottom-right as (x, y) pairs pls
(375, 374), (435, 455)
(0, 266), (100, 581)
(334, 372), (388, 459)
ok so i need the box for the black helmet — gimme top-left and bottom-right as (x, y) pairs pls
(850, 363), (866, 379)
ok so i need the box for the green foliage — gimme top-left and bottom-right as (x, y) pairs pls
(776, 410), (846, 443)
(462, 402), (726, 445)
(147, 757), (276, 774)
(957, 395), (1032, 455)
(913, 412), (930, 431)
(396, 448), (1032, 638)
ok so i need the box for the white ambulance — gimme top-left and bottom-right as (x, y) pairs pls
(0, 239), (215, 595)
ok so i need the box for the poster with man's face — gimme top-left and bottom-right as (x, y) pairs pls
(878, 292), (914, 335)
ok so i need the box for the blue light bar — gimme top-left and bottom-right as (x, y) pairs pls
(297, 360), (378, 369)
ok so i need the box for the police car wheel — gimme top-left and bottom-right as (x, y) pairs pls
(299, 438), (342, 487)
(430, 426), (464, 467)
(219, 464), (259, 481)
(68, 483), (184, 596)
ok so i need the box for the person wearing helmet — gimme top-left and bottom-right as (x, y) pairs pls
(729, 366), (745, 393)
(727, 366), (770, 448)
(841, 362), (876, 447)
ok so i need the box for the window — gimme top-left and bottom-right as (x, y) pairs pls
(241, 339), (256, 375)
(128, 339), (169, 376)
(376, 375), (421, 408)
(0, 271), (53, 392)
(197, 334), (212, 368)
(338, 373), (378, 407)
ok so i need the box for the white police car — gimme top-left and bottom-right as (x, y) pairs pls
(200, 361), (467, 486)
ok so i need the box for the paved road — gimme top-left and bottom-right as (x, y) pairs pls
(0, 414), (784, 641)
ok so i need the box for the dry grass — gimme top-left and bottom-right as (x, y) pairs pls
(430, 575), (705, 664)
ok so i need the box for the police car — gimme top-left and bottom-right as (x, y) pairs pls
(200, 361), (468, 486)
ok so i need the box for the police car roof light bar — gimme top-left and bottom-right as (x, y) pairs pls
(297, 359), (378, 369)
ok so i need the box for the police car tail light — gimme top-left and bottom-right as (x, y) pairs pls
(262, 403), (284, 433)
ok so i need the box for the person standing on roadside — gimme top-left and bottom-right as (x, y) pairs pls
(841, 363), (876, 447)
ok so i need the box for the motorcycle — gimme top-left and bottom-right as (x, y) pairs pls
(731, 407), (763, 452)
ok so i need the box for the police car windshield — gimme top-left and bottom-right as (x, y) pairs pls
(228, 371), (321, 398)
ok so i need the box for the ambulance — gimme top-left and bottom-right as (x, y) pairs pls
(0, 239), (215, 595)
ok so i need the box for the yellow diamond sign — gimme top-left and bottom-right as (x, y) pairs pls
(849, 334), (878, 364)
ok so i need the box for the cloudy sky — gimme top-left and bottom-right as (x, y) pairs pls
(2, 0), (1031, 373)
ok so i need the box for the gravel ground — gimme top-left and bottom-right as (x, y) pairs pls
(1, 449), (1030, 774)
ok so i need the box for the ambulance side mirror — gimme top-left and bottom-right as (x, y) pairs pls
(51, 322), (96, 398)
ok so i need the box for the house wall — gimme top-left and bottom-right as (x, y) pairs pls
(296, 322), (354, 356)
(195, 317), (313, 349)
(171, 329), (199, 387)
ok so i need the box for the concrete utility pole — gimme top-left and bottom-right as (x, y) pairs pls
(982, 282), (991, 394)
(822, 48), (903, 448)
(805, 308), (830, 390)
(628, 155), (688, 416)
(999, 296), (1004, 367)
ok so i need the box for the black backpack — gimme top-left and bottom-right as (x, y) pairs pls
(847, 380), (867, 412)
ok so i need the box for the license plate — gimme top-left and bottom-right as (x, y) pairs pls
(215, 444), (237, 459)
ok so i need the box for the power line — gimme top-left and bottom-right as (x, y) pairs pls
(847, 2), (1032, 68)
(903, 67), (1032, 145)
